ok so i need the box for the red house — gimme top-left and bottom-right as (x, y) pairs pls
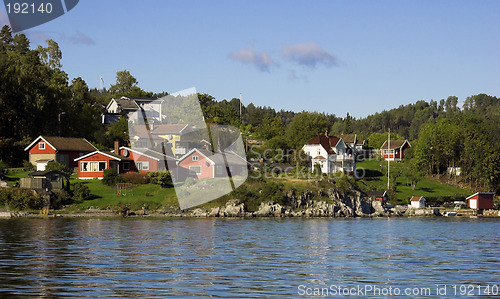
(176, 148), (248, 181)
(25, 136), (97, 171)
(380, 139), (411, 161)
(74, 151), (133, 179)
(114, 146), (178, 174)
(467, 192), (495, 210)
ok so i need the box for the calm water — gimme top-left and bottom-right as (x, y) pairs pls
(0, 217), (499, 298)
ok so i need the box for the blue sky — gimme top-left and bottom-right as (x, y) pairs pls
(1, 1), (499, 118)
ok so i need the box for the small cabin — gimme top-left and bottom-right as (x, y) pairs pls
(410, 196), (426, 209)
(467, 192), (495, 210)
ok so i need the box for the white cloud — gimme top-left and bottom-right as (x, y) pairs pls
(228, 46), (278, 72)
(281, 42), (337, 68)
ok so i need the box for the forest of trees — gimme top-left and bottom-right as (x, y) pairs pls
(0, 25), (498, 193)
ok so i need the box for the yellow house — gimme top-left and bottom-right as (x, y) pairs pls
(151, 124), (198, 157)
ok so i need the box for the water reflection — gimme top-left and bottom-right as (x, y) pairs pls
(0, 218), (499, 297)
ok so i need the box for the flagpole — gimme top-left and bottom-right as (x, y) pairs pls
(387, 128), (390, 190)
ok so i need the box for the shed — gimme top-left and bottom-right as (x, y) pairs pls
(410, 196), (426, 208)
(467, 192), (495, 210)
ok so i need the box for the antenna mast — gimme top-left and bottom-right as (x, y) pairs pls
(387, 128), (390, 190)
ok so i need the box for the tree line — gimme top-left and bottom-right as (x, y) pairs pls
(0, 25), (498, 193)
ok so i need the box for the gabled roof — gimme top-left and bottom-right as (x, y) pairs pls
(365, 190), (388, 198)
(178, 148), (248, 166)
(341, 134), (356, 144)
(466, 192), (495, 200)
(380, 139), (411, 150)
(152, 124), (190, 135)
(410, 196), (425, 202)
(117, 146), (177, 162)
(312, 156), (326, 160)
(74, 151), (133, 162)
(25, 136), (97, 152)
(305, 135), (341, 155)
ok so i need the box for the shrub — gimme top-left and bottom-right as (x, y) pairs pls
(22, 160), (34, 171)
(122, 172), (149, 185)
(102, 169), (123, 186)
(147, 171), (172, 188)
(0, 188), (45, 210)
(73, 182), (91, 202)
(51, 190), (71, 209)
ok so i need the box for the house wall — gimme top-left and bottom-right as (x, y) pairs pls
(77, 153), (122, 179)
(178, 152), (214, 180)
(118, 149), (160, 174)
(469, 194), (494, 209)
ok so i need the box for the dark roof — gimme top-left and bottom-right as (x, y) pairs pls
(365, 191), (387, 198)
(114, 98), (139, 110)
(29, 170), (64, 177)
(306, 135), (340, 154)
(380, 139), (410, 150)
(128, 97), (158, 103)
(26, 136), (96, 152)
(152, 124), (189, 135)
(342, 134), (356, 144)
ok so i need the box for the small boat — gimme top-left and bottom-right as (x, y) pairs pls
(444, 211), (457, 217)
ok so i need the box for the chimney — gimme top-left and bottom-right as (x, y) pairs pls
(114, 141), (119, 155)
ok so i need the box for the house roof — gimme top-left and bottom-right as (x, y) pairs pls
(152, 124), (189, 135)
(341, 134), (356, 144)
(410, 196), (425, 202)
(25, 136), (97, 152)
(179, 148), (248, 166)
(305, 135), (341, 155)
(466, 192), (495, 200)
(365, 191), (387, 198)
(380, 139), (411, 150)
(74, 151), (133, 162)
(312, 156), (326, 160)
(28, 170), (64, 177)
(118, 146), (177, 162)
(113, 97), (140, 110)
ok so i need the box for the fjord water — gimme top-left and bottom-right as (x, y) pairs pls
(0, 218), (499, 297)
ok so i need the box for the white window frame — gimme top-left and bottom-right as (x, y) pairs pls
(39, 142), (45, 150)
(137, 161), (150, 171)
(80, 161), (107, 172)
(192, 155), (199, 161)
(189, 166), (201, 175)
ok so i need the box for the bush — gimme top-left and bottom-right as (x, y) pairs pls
(73, 182), (91, 202)
(22, 160), (34, 171)
(51, 190), (71, 209)
(122, 172), (149, 185)
(0, 188), (45, 210)
(102, 169), (123, 186)
(147, 171), (172, 188)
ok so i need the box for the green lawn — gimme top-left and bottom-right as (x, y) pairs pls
(67, 178), (178, 211)
(3, 169), (31, 186)
(357, 159), (471, 203)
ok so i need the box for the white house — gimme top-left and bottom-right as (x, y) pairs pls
(101, 97), (163, 124)
(302, 134), (355, 174)
(410, 196), (426, 208)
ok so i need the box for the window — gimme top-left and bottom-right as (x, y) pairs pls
(317, 150), (321, 156)
(80, 161), (107, 172)
(137, 161), (149, 170)
(192, 155), (199, 161)
(189, 166), (201, 175)
(123, 162), (130, 171)
(39, 142), (45, 150)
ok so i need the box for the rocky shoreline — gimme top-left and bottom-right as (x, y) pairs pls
(4, 189), (499, 218)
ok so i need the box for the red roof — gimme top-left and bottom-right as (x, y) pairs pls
(410, 196), (423, 202)
(306, 135), (340, 154)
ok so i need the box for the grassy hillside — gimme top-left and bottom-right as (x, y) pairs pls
(356, 159), (471, 204)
